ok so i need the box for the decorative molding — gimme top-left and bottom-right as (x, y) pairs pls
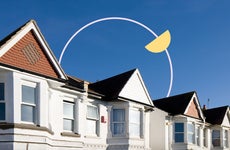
(0, 122), (54, 134)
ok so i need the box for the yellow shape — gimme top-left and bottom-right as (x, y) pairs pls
(145, 30), (171, 53)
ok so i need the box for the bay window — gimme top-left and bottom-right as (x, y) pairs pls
(212, 130), (220, 147)
(86, 105), (99, 135)
(63, 101), (75, 131)
(129, 109), (141, 137)
(0, 83), (5, 121)
(112, 109), (125, 136)
(21, 84), (37, 123)
(174, 123), (184, 143)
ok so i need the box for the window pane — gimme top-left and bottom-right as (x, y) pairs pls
(87, 105), (98, 119)
(212, 130), (220, 147)
(63, 119), (73, 131)
(86, 119), (96, 135)
(0, 103), (5, 120)
(113, 123), (125, 135)
(188, 134), (194, 143)
(0, 83), (4, 100)
(63, 102), (74, 119)
(175, 133), (184, 142)
(22, 85), (35, 104)
(188, 123), (194, 132)
(21, 105), (35, 123)
(175, 123), (184, 132)
(113, 109), (125, 122)
(129, 123), (140, 136)
(129, 109), (140, 123)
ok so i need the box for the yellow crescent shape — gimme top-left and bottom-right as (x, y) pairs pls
(145, 30), (171, 53)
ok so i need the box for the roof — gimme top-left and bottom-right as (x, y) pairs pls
(153, 91), (196, 115)
(203, 105), (229, 125)
(89, 69), (136, 100)
(0, 20), (67, 80)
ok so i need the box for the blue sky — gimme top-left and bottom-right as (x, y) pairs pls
(0, 0), (229, 108)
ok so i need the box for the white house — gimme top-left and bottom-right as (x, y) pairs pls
(0, 20), (153, 150)
(150, 91), (230, 150)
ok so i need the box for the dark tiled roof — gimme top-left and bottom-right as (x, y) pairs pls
(153, 91), (196, 115)
(203, 105), (229, 125)
(65, 75), (85, 91)
(88, 69), (136, 100)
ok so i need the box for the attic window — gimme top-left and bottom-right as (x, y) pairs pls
(22, 43), (41, 65)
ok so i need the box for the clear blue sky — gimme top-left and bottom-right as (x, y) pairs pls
(0, 0), (229, 108)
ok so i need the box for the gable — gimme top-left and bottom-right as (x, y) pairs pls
(185, 97), (202, 119)
(0, 20), (66, 80)
(119, 70), (153, 106)
(222, 109), (230, 127)
(0, 31), (59, 79)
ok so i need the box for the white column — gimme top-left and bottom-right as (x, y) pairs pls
(107, 106), (112, 138)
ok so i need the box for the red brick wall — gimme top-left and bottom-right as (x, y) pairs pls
(186, 98), (200, 119)
(0, 31), (59, 79)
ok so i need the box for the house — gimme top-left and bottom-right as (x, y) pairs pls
(203, 106), (230, 150)
(0, 20), (153, 150)
(150, 91), (230, 150)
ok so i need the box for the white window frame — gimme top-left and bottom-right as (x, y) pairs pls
(21, 82), (38, 124)
(223, 129), (229, 148)
(174, 122), (185, 143)
(63, 100), (75, 132)
(112, 108), (126, 137)
(86, 105), (99, 136)
(203, 128), (207, 147)
(0, 82), (5, 121)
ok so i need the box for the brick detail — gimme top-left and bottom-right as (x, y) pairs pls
(186, 98), (200, 119)
(0, 31), (59, 78)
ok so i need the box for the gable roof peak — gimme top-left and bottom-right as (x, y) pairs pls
(0, 19), (67, 80)
(88, 68), (137, 99)
(153, 91), (197, 115)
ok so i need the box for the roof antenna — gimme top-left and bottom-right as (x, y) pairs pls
(207, 98), (210, 109)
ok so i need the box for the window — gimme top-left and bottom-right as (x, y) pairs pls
(86, 105), (99, 135)
(21, 85), (37, 123)
(174, 123), (184, 143)
(196, 126), (200, 146)
(223, 130), (228, 148)
(112, 109), (125, 136)
(0, 83), (5, 121)
(129, 109), (141, 137)
(187, 123), (195, 144)
(203, 128), (207, 147)
(212, 130), (220, 147)
(63, 101), (75, 131)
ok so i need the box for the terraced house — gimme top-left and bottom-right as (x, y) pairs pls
(0, 20), (153, 150)
(150, 91), (230, 150)
(0, 20), (229, 150)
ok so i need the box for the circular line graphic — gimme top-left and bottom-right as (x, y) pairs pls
(59, 17), (173, 97)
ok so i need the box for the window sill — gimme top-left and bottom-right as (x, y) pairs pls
(0, 122), (54, 134)
(61, 132), (81, 137)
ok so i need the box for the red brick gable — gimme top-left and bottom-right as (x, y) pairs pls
(185, 98), (201, 119)
(0, 30), (59, 79)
